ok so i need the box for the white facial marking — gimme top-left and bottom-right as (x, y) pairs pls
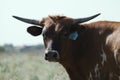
(100, 47), (107, 66)
(94, 64), (100, 78)
(47, 40), (53, 50)
(45, 39), (53, 53)
(119, 76), (120, 80)
(45, 49), (49, 53)
(88, 72), (93, 80)
(114, 49), (119, 65)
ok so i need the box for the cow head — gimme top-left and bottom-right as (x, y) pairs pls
(13, 13), (100, 62)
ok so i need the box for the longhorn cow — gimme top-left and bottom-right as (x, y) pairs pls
(13, 13), (120, 80)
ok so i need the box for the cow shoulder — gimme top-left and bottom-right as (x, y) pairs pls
(106, 28), (120, 65)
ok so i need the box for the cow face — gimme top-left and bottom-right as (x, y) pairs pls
(41, 16), (76, 62)
(13, 13), (100, 62)
(26, 16), (76, 61)
(27, 16), (81, 62)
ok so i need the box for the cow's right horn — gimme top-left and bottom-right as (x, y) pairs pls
(13, 16), (40, 25)
(73, 13), (101, 24)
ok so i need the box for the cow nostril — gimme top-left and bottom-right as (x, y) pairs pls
(45, 53), (48, 57)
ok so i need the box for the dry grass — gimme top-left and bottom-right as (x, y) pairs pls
(0, 51), (69, 80)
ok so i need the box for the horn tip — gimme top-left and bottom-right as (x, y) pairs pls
(12, 15), (18, 19)
(12, 15), (16, 18)
(96, 13), (101, 16)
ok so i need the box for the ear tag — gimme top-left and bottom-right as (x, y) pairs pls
(69, 31), (78, 40)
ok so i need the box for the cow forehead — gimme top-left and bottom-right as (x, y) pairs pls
(41, 15), (73, 28)
(42, 24), (63, 36)
(40, 15), (74, 34)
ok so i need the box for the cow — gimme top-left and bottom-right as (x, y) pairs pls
(13, 13), (120, 80)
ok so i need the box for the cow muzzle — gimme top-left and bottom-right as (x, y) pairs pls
(45, 50), (60, 62)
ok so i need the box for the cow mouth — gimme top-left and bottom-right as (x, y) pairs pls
(44, 50), (60, 62)
(45, 57), (59, 62)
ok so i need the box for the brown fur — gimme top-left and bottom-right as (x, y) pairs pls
(59, 21), (120, 80)
(34, 15), (120, 80)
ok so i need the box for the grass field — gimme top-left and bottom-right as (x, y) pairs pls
(0, 51), (69, 80)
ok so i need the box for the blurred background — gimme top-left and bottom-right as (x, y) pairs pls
(0, 0), (120, 80)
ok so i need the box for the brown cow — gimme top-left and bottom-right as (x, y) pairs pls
(13, 13), (120, 80)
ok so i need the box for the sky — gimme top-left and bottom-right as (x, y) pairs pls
(0, 0), (120, 46)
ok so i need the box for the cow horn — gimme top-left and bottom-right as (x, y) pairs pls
(12, 16), (40, 25)
(73, 13), (101, 24)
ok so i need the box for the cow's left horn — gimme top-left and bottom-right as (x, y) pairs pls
(13, 16), (40, 25)
(73, 13), (101, 24)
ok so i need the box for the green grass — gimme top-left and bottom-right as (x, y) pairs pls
(0, 52), (69, 80)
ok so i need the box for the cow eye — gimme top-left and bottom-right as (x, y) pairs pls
(61, 31), (69, 37)
(63, 32), (68, 36)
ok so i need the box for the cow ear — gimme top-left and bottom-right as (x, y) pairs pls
(27, 26), (43, 36)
